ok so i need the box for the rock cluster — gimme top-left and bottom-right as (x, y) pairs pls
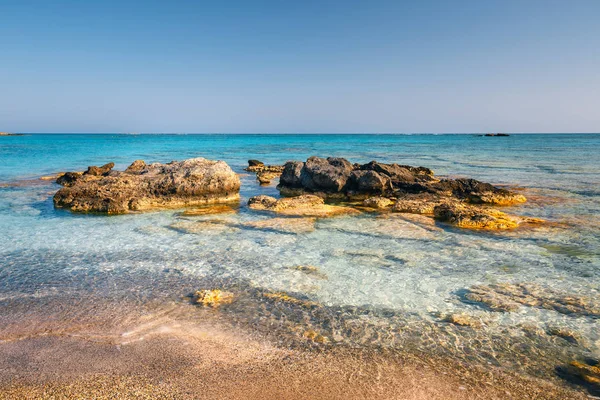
(54, 158), (240, 214)
(244, 160), (285, 185)
(273, 156), (536, 229)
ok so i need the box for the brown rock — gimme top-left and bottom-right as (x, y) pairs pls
(54, 158), (240, 214)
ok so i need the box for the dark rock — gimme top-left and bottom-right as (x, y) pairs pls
(56, 172), (83, 187)
(299, 156), (354, 192)
(348, 170), (391, 193)
(248, 160), (264, 167)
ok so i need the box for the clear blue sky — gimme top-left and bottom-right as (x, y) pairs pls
(1, 0), (599, 133)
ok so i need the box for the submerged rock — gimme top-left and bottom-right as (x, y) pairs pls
(248, 194), (359, 218)
(462, 283), (600, 317)
(441, 313), (483, 328)
(54, 158), (240, 214)
(564, 360), (600, 389)
(193, 289), (234, 307)
(290, 265), (328, 279)
(243, 217), (316, 234)
(180, 204), (238, 216)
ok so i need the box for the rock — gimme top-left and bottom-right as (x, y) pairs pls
(40, 172), (65, 181)
(462, 283), (600, 317)
(565, 360), (600, 388)
(463, 285), (521, 312)
(547, 327), (581, 344)
(56, 172), (83, 187)
(247, 195), (279, 210)
(442, 313), (482, 328)
(54, 158), (241, 214)
(180, 204), (237, 216)
(290, 265), (327, 279)
(125, 160), (146, 173)
(169, 219), (238, 235)
(433, 202), (519, 230)
(279, 161), (305, 187)
(349, 170), (392, 194)
(243, 217), (316, 234)
(256, 170), (281, 185)
(248, 195), (359, 218)
(299, 156), (354, 192)
(276, 157), (525, 206)
(248, 159), (264, 167)
(262, 291), (321, 309)
(302, 329), (329, 343)
(193, 289), (234, 307)
(363, 196), (394, 209)
(431, 178), (526, 205)
(393, 194), (448, 214)
(84, 162), (115, 177)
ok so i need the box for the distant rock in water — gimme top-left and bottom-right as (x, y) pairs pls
(0, 132), (23, 136)
(53, 158), (240, 214)
(484, 133), (510, 137)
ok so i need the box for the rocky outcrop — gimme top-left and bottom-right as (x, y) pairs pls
(54, 158), (241, 214)
(245, 160), (284, 185)
(277, 156), (523, 204)
(275, 156), (534, 230)
(248, 194), (359, 218)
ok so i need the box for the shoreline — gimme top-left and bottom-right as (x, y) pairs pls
(0, 296), (588, 399)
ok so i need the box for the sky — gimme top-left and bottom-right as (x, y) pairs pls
(0, 0), (599, 133)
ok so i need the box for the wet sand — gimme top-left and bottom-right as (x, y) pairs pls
(0, 298), (587, 399)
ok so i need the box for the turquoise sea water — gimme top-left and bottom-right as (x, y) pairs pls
(1, 134), (600, 387)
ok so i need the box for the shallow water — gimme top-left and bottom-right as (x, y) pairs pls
(1, 134), (599, 391)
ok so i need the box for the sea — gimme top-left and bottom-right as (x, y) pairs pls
(1, 133), (599, 393)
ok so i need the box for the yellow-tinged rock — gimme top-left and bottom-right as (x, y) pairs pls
(193, 289), (234, 307)
(302, 329), (329, 344)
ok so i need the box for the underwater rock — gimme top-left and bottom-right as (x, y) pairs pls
(248, 194), (359, 218)
(441, 313), (483, 328)
(363, 196), (394, 209)
(193, 289), (234, 307)
(463, 283), (600, 317)
(180, 204), (238, 216)
(40, 172), (66, 181)
(302, 329), (330, 344)
(547, 327), (582, 344)
(256, 170), (281, 185)
(169, 219), (238, 235)
(290, 265), (328, 279)
(244, 217), (316, 234)
(565, 360), (600, 388)
(54, 158), (240, 214)
(262, 291), (321, 309)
